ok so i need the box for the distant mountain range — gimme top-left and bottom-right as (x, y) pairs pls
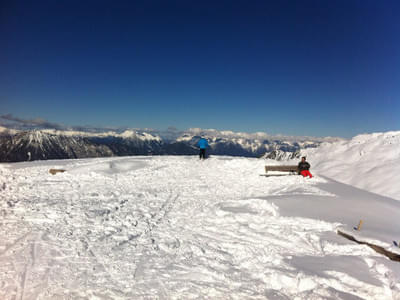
(0, 126), (341, 162)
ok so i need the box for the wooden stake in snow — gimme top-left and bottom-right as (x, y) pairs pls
(356, 220), (363, 231)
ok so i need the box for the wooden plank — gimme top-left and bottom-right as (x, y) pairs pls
(337, 230), (400, 262)
(49, 169), (66, 175)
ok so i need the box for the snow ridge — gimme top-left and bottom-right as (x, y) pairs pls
(302, 131), (400, 200)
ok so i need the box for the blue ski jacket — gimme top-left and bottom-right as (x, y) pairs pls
(198, 138), (209, 149)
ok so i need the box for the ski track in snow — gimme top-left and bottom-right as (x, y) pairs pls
(0, 156), (399, 299)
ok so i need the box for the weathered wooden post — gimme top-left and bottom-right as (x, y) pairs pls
(356, 220), (363, 231)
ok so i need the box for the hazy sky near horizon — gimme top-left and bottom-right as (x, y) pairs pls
(1, 0), (399, 138)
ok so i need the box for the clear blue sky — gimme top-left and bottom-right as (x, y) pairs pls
(1, 0), (399, 137)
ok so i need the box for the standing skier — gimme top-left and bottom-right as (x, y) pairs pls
(298, 156), (313, 178)
(198, 137), (209, 160)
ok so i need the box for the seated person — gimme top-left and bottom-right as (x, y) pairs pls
(298, 156), (313, 178)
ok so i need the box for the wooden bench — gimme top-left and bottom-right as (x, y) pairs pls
(263, 165), (299, 176)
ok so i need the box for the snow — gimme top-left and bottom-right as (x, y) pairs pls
(0, 126), (18, 135)
(301, 131), (400, 200)
(1, 155), (400, 299)
(118, 130), (162, 141)
(39, 129), (162, 141)
(185, 128), (343, 143)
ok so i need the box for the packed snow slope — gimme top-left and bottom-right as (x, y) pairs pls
(1, 156), (400, 299)
(301, 131), (400, 201)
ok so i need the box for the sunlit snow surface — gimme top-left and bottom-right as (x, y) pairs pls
(1, 156), (400, 299)
(303, 131), (400, 201)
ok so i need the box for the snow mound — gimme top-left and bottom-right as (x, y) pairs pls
(303, 131), (400, 200)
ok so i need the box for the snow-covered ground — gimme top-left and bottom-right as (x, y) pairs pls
(302, 131), (400, 201)
(1, 155), (400, 299)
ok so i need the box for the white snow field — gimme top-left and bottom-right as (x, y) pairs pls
(302, 131), (400, 201)
(1, 155), (400, 299)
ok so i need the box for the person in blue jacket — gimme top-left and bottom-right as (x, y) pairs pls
(197, 137), (209, 160)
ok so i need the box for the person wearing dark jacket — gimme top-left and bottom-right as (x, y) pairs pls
(298, 156), (313, 178)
